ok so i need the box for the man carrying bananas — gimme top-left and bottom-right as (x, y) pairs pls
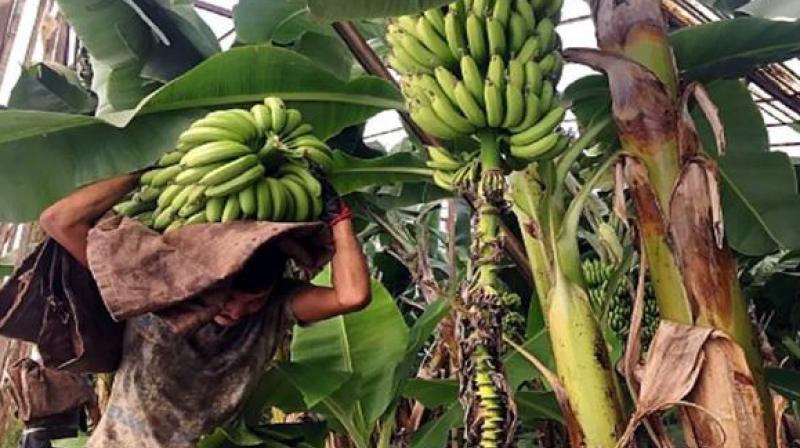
(0, 166), (370, 447)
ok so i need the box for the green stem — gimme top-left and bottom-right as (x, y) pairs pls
(478, 130), (501, 287)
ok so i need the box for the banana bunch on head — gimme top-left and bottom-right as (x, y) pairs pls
(389, 0), (569, 166)
(113, 97), (335, 233)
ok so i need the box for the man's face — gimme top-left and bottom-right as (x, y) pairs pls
(213, 289), (270, 327)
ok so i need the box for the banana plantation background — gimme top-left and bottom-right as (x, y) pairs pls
(1, 0), (800, 447)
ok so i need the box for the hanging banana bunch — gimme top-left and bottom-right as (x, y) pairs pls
(388, 1), (565, 446)
(582, 258), (661, 349)
(389, 0), (569, 192)
(112, 97), (335, 232)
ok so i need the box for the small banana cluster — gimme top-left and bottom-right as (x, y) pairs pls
(427, 145), (481, 192)
(389, 0), (568, 161)
(474, 346), (505, 448)
(113, 97), (334, 232)
(582, 258), (660, 347)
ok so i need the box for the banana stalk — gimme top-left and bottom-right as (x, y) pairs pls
(458, 131), (517, 448)
(567, 0), (775, 445)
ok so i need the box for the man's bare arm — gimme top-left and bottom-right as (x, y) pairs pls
(39, 174), (139, 267)
(289, 218), (371, 323)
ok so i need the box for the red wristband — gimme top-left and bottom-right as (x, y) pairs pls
(328, 201), (352, 227)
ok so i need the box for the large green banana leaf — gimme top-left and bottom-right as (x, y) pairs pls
(305, 0), (451, 20)
(670, 17), (800, 82)
(330, 152), (433, 195)
(55, 0), (218, 114)
(234, 0), (334, 45)
(290, 270), (409, 446)
(8, 63), (96, 114)
(100, 46), (403, 138)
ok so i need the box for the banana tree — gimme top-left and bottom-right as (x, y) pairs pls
(564, 0), (778, 444)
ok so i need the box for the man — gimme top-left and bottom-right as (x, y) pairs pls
(31, 169), (371, 447)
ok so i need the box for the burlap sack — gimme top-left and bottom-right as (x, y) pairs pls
(0, 240), (122, 373)
(1, 357), (93, 422)
(87, 214), (332, 333)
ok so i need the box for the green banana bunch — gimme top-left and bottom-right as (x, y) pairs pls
(114, 97), (335, 232)
(581, 258), (661, 348)
(389, 0), (566, 146)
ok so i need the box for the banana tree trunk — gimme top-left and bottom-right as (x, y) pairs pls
(509, 164), (626, 447)
(567, 0), (775, 445)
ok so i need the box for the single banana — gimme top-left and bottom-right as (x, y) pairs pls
(175, 162), (225, 185)
(531, 0), (547, 13)
(388, 54), (416, 75)
(285, 123), (313, 141)
(434, 67), (461, 105)
(453, 81), (488, 127)
(427, 160), (462, 170)
(502, 82), (525, 128)
(239, 184), (257, 217)
(395, 15), (424, 40)
(265, 177), (287, 221)
(288, 135), (330, 152)
(465, 13), (488, 64)
(399, 32), (444, 69)
(430, 91), (476, 134)
(460, 55), (485, 106)
(539, 53), (557, 76)
(153, 206), (177, 231)
(510, 132), (560, 160)
(492, 0), (512, 24)
(158, 151), (183, 167)
(265, 97), (287, 134)
(196, 110), (259, 142)
(136, 186), (162, 203)
(164, 218), (186, 233)
(136, 211), (155, 227)
(514, 0), (536, 32)
(150, 165), (183, 187)
(157, 184), (185, 209)
(484, 80), (505, 128)
(507, 58), (525, 88)
(433, 170), (455, 192)
(178, 188), (207, 218)
(170, 184), (195, 211)
(508, 105), (565, 146)
(177, 126), (242, 148)
(199, 154), (259, 186)
(140, 168), (161, 186)
(524, 60), (544, 94)
(423, 8), (446, 36)
(539, 79), (555, 112)
(509, 89), (541, 133)
(205, 196), (225, 222)
(486, 17), (507, 56)
(391, 45), (433, 75)
(278, 163), (321, 197)
(281, 177), (311, 222)
(487, 55), (506, 90)
(185, 211), (208, 226)
(250, 104), (272, 133)
(472, 0), (489, 16)
(255, 179), (273, 220)
(416, 16), (456, 65)
(205, 164), (266, 198)
(410, 103), (463, 140)
(281, 109), (304, 137)
(538, 133), (570, 161)
(428, 145), (460, 165)
(536, 18), (556, 53)
(508, 12), (528, 55)
(113, 199), (154, 217)
(221, 195), (242, 223)
(303, 147), (335, 174)
(444, 6), (468, 61)
(180, 141), (253, 168)
(515, 36), (542, 65)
